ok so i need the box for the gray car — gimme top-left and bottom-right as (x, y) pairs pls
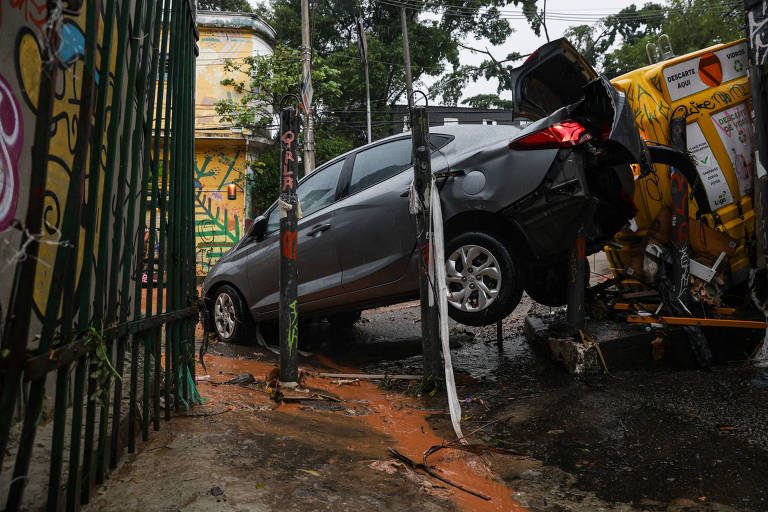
(202, 38), (644, 344)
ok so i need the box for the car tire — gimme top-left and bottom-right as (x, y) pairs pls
(524, 257), (590, 307)
(211, 284), (253, 345)
(445, 232), (522, 326)
(328, 311), (362, 328)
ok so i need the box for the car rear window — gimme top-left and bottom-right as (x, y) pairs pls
(430, 134), (453, 152)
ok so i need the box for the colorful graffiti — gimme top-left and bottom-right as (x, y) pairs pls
(194, 19), (274, 276)
(4, 2), (118, 320)
(747, 1), (768, 66)
(195, 144), (244, 274)
(0, 73), (23, 231)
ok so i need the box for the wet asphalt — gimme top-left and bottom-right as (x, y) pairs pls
(294, 294), (768, 511)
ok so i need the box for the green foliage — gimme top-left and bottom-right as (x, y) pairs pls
(215, 45), (343, 129)
(198, 0), (252, 13)
(85, 325), (122, 409)
(566, 1), (745, 78)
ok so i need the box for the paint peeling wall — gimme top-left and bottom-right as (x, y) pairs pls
(194, 13), (274, 276)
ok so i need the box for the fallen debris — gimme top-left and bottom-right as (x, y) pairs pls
(318, 372), (422, 380)
(387, 448), (491, 501)
(368, 460), (447, 497)
(210, 373), (257, 386)
(331, 378), (360, 386)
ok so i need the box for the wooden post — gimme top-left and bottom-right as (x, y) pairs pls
(669, 116), (690, 298)
(279, 108), (300, 386)
(411, 107), (441, 378)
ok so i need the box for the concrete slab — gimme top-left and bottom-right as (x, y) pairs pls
(524, 314), (658, 376)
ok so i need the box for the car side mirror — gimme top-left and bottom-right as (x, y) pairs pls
(247, 215), (267, 240)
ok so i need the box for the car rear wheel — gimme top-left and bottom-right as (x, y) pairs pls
(445, 232), (522, 326)
(212, 285), (252, 344)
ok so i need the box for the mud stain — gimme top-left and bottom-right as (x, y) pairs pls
(197, 352), (525, 511)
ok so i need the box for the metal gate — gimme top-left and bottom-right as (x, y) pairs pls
(0, 0), (199, 507)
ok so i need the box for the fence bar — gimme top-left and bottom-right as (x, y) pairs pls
(153, 0), (174, 431)
(108, 0), (150, 470)
(123, 0), (159, 454)
(143, 0), (171, 439)
(1, 3), (63, 508)
(1, 0), (198, 507)
(162, 0), (182, 420)
(78, 0), (120, 502)
(46, 0), (101, 508)
(0, 0), (62, 474)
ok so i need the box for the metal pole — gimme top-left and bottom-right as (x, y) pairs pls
(566, 233), (586, 333)
(669, 116), (690, 299)
(400, 7), (414, 109)
(411, 107), (441, 378)
(364, 58), (372, 144)
(745, 0), (768, 271)
(301, 0), (315, 174)
(279, 107), (300, 386)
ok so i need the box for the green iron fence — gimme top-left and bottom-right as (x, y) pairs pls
(0, 0), (200, 508)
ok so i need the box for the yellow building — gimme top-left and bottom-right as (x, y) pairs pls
(195, 11), (275, 276)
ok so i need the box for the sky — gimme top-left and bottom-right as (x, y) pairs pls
(416, 0), (641, 104)
(248, 0), (645, 105)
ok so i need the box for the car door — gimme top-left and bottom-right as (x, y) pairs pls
(245, 158), (347, 317)
(333, 137), (421, 293)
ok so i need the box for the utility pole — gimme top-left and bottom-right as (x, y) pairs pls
(279, 108), (300, 387)
(745, 0), (768, 271)
(301, 0), (315, 174)
(357, 17), (372, 144)
(400, 7), (414, 109)
(411, 107), (441, 378)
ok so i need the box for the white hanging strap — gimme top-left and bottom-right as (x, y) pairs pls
(429, 176), (466, 443)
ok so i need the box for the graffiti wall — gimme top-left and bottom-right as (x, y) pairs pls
(194, 15), (275, 276)
(195, 140), (245, 274)
(0, 0), (124, 326)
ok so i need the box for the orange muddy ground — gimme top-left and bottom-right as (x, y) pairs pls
(84, 348), (527, 511)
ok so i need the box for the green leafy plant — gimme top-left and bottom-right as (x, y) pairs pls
(86, 325), (122, 408)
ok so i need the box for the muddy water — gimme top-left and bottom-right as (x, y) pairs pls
(198, 352), (525, 511)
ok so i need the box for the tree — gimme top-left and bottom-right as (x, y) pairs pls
(434, 0), (746, 109)
(198, 0), (253, 13)
(214, 46), (345, 214)
(568, 0), (744, 78)
(258, 0), (538, 138)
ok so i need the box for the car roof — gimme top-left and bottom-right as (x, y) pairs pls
(315, 123), (521, 172)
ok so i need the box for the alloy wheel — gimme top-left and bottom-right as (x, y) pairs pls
(446, 244), (501, 312)
(214, 292), (236, 339)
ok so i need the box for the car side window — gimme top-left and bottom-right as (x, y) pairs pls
(348, 138), (412, 195)
(264, 158), (345, 236)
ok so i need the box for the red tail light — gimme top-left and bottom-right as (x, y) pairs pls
(509, 121), (593, 150)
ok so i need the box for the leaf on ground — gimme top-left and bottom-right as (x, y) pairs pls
(298, 469), (321, 477)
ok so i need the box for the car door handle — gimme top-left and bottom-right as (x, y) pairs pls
(307, 223), (331, 236)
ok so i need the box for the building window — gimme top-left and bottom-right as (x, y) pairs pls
(403, 115), (409, 133)
(482, 119), (497, 125)
(443, 117), (459, 125)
